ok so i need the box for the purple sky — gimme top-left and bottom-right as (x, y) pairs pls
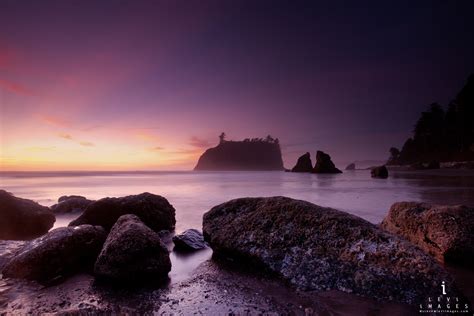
(1, 1), (473, 170)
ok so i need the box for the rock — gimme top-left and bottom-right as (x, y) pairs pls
(291, 152), (313, 172)
(381, 202), (474, 266)
(203, 196), (459, 304)
(94, 214), (171, 283)
(370, 165), (388, 178)
(2, 225), (106, 283)
(312, 151), (342, 174)
(0, 190), (55, 240)
(51, 196), (94, 214)
(345, 163), (356, 170)
(194, 138), (284, 171)
(172, 229), (208, 252)
(69, 192), (176, 232)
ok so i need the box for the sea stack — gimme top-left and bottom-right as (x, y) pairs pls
(194, 134), (284, 171)
(312, 151), (342, 174)
(291, 152), (313, 172)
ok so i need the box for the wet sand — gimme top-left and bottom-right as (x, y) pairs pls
(0, 254), (416, 315)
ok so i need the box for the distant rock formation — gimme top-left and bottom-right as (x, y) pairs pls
(387, 74), (474, 165)
(345, 163), (356, 170)
(0, 190), (55, 240)
(291, 152), (313, 172)
(312, 151), (342, 174)
(371, 165), (388, 178)
(194, 134), (284, 171)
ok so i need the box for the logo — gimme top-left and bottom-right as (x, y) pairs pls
(418, 281), (470, 314)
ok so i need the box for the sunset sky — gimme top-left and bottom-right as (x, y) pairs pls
(1, 1), (473, 171)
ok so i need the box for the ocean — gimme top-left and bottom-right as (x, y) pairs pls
(2, 169), (474, 230)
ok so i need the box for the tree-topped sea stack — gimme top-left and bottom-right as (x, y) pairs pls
(194, 134), (284, 171)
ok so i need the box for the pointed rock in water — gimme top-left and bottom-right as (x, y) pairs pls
(2, 225), (106, 283)
(172, 229), (208, 252)
(0, 190), (55, 240)
(312, 151), (342, 173)
(94, 214), (171, 283)
(203, 196), (460, 305)
(68, 192), (176, 232)
(371, 165), (388, 178)
(291, 152), (313, 172)
(345, 163), (356, 170)
(51, 195), (94, 214)
(381, 202), (474, 266)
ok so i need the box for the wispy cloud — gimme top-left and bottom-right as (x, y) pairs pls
(0, 79), (36, 97)
(79, 141), (95, 147)
(57, 133), (95, 147)
(149, 146), (165, 151)
(59, 133), (73, 140)
(40, 115), (71, 128)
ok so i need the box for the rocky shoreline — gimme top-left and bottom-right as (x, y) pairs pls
(1, 190), (473, 314)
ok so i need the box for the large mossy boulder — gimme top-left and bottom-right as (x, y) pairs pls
(69, 192), (176, 232)
(2, 225), (106, 283)
(381, 202), (474, 266)
(94, 214), (171, 283)
(203, 197), (459, 304)
(0, 190), (55, 240)
(291, 152), (313, 173)
(312, 151), (342, 174)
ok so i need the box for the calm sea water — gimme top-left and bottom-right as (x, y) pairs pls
(1, 169), (474, 228)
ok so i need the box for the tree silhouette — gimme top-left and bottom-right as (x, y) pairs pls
(219, 132), (226, 144)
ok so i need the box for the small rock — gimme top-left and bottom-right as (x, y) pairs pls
(370, 165), (388, 178)
(345, 163), (356, 170)
(172, 229), (208, 252)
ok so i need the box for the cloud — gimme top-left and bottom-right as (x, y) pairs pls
(149, 146), (165, 151)
(0, 79), (36, 97)
(79, 141), (95, 147)
(57, 133), (94, 147)
(59, 133), (73, 140)
(40, 115), (71, 128)
(188, 136), (212, 148)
